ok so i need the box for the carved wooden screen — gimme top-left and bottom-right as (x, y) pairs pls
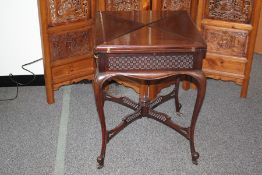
(46, 0), (94, 63)
(47, 0), (92, 25)
(38, 0), (96, 104)
(197, 0), (262, 97)
(98, 0), (150, 11)
(205, 0), (253, 24)
(202, 26), (249, 57)
(105, 0), (143, 11)
(152, 0), (199, 20)
(161, 0), (191, 11)
(199, 0), (255, 59)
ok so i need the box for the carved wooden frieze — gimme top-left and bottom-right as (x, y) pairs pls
(48, 0), (90, 25)
(206, 0), (253, 23)
(49, 30), (91, 60)
(162, 0), (191, 12)
(105, 0), (140, 11)
(203, 26), (248, 57)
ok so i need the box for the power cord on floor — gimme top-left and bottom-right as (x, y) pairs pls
(0, 58), (43, 102)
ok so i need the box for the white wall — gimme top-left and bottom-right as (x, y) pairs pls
(0, 0), (44, 76)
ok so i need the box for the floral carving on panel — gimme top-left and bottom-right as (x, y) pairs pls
(204, 26), (248, 57)
(207, 0), (253, 23)
(105, 0), (140, 11)
(162, 0), (191, 13)
(48, 0), (89, 25)
(49, 30), (90, 60)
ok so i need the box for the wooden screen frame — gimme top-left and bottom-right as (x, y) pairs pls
(38, 0), (96, 104)
(196, 0), (262, 97)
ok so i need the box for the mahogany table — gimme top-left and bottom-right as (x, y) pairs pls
(93, 11), (207, 169)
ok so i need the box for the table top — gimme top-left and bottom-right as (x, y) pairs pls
(95, 11), (207, 54)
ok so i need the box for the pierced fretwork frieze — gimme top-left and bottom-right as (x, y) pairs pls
(108, 54), (194, 71)
(206, 0), (253, 23)
(105, 0), (140, 11)
(48, 0), (90, 25)
(162, 0), (191, 13)
(49, 30), (90, 60)
(203, 26), (248, 57)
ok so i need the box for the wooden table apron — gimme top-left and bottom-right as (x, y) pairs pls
(93, 11), (207, 169)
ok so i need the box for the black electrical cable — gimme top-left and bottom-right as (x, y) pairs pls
(0, 58), (43, 101)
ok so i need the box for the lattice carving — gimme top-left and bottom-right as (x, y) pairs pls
(49, 30), (91, 60)
(162, 0), (192, 13)
(150, 96), (163, 108)
(107, 54), (194, 71)
(206, 0), (253, 23)
(148, 110), (169, 122)
(105, 0), (140, 11)
(125, 111), (141, 123)
(48, 0), (90, 25)
(123, 97), (139, 109)
(203, 26), (248, 57)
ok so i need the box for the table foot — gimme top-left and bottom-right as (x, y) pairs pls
(191, 152), (199, 165)
(97, 156), (105, 169)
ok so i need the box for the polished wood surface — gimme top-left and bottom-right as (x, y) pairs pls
(197, 0), (262, 97)
(95, 11), (206, 53)
(93, 11), (207, 168)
